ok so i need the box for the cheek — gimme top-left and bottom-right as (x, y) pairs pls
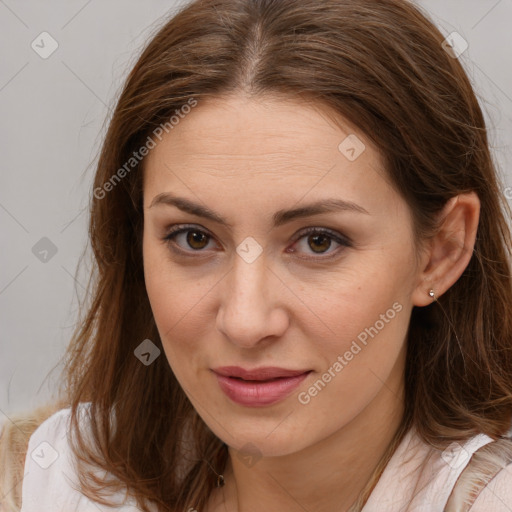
(291, 249), (412, 406)
(296, 264), (406, 352)
(143, 232), (187, 327)
(143, 237), (181, 347)
(142, 238), (217, 368)
(313, 294), (408, 388)
(295, 292), (409, 428)
(144, 265), (201, 385)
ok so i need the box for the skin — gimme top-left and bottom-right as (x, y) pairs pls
(142, 94), (480, 511)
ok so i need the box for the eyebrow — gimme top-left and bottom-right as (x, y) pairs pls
(148, 192), (370, 228)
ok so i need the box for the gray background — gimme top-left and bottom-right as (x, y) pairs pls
(1, 0), (511, 421)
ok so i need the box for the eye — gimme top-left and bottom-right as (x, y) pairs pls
(163, 225), (218, 254)
(162, 224), (351, 260)
(288, 227), (351, 260)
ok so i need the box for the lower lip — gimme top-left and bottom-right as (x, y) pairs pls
(213, 371), (311, 407)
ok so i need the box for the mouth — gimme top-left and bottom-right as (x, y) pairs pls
(211, 366), (312, 407)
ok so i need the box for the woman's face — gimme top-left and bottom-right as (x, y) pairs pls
(142, 94), (423, 456)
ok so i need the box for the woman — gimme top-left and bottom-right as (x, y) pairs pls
(2, 0), (512, 510)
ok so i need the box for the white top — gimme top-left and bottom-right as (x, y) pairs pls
(20, 405), (512, 511)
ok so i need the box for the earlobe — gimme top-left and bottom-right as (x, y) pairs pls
(412, 281), (439, 308)
(411, 192), (480, 307)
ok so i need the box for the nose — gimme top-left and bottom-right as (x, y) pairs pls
(215, 253), (290, 349)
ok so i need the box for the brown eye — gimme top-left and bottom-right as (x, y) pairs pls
(307, 233), (332, 253)
(163, 225), (350, 261)
(289, 227), (351, 260)
(163, 226), (216, 253)
(186, 230), (209, 250)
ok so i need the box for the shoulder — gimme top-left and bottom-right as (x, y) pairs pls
(0, 402), (64, 512)
(23, 404), (88, 473)
(20, 403), (143, 512)
(362, 428), (504, 511)
(443, 435), (512, 512)
(25, 405), (74, 449)
(469, 462), (512, 511)
(20, 405), (84, 511)
(468, 456), (512, 511)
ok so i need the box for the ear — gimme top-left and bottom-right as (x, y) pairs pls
(411, 192), (480, 307)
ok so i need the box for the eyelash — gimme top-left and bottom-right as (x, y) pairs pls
(162, 224), (351, 261)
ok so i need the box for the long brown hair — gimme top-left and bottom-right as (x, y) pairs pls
(54, 0), (512, 510)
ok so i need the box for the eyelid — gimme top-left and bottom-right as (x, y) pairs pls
(290, 225), (352, 245)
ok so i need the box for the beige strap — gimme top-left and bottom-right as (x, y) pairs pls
(444, 437), (512, 511)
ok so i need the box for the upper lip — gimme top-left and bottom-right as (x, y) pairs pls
(212, 366), (311, 381)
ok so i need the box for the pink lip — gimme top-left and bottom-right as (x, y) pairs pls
(212, 366), (312, 407)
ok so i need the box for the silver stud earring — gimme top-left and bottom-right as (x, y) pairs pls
(429, 289), (436, 300)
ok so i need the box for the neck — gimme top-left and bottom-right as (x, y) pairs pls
(217, 361), (406, 512)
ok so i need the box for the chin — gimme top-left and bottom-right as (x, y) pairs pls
(203, 406), (331, 459)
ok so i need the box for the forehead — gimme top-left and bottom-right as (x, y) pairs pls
(146, 94), (369, 165)
(142, 94), (401, 219)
